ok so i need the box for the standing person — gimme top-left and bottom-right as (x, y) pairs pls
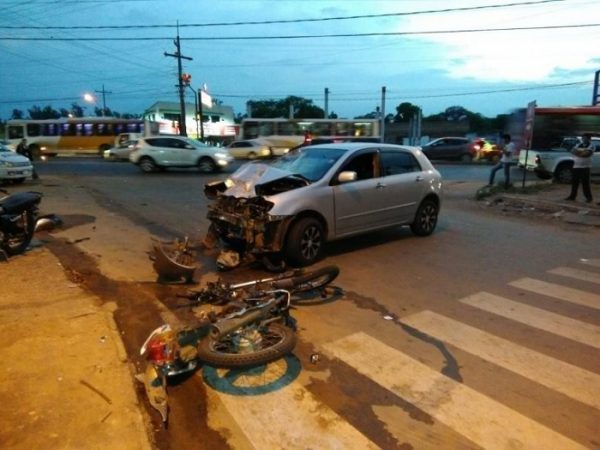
(488, 133), (515, 188)
(14, 138), (40, 180)
(565, 133), (594, 203)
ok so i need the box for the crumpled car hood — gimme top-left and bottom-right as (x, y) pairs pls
(220, 162), (308, 198)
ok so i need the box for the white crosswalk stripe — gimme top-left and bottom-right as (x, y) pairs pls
(510, 277), (600, 310)
(323, 332), (588, 450)
(460, 291), (600, 349)
(402, 310), (600, 410)
(548, 266), (600, 284)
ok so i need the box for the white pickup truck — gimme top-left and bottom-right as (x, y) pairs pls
(518, 136), (600, 183)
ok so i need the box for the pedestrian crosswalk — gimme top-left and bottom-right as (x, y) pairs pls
(209, 260), (600, 449)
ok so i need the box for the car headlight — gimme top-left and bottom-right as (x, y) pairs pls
(215, 152), (229, 159)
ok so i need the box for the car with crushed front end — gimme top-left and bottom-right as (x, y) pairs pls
(129, 136), (233, 173)
(204, 143), (442, 267)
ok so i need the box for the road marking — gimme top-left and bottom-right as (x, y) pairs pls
(460, 292), (600, 349)
(580, 258), (600, 268)
(510, 277), (600, 310)
(211, 370), (378, 449)
(548, 266), (600, 285)
(323, 332), (587, 450)
(402, 310), (600, 410)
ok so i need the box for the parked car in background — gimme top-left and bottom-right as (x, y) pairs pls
(103, 140), (138, 161)
(518, 135), (600, 183)
(205, 143), (442, 267)
(227, 140), (273, 159)
(129, 136), (233, 173)
(0, 142), (33, 184)
(420, 137), (475, 162)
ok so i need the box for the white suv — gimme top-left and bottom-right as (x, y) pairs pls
(129, 136), (233, 173)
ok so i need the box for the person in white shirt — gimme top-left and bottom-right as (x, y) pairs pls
(565, 133), (594, 203)
(488, 133), (515, 188)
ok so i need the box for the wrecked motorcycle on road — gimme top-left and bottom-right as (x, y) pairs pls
(138, 287), (296, 423)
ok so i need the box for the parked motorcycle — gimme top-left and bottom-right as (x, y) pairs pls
(138, 288), (297, 423)
(0, 189), (47, 259)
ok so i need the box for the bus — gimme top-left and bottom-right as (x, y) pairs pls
(5, 117), (160, 156)
(237, 118), (381, 149)
(508, 104), (600, 152)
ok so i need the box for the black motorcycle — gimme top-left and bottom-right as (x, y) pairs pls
(0, 189), (45, 259)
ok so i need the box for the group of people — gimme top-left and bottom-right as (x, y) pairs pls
(15, 138), (40, 180)
(488, 132), (595, 204)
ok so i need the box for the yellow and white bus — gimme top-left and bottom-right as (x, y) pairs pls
(5, 117), (160, 156)
(238, 118), (381, 150)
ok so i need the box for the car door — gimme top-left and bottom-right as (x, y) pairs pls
(378, 149), (428, 223)
(331, 149), (389, 236)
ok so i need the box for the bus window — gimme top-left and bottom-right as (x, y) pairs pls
(83, 123), (94, 136)
(43, 123), (59, 136)
(353, 122), (373, 137)
(312, 121), (333, 136)
(61, 123), (76, 136)
(211, 115), (220, 123)
(277, 121), (299, 136)
(27, 123), (42, 137)
(8, 125), (24, 139)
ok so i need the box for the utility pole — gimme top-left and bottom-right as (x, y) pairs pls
(593, 69), (600, 106)
(380, 86), (386, 143)
(164, 25), (192, 136)
(324, 87), (329, 118)
(94, 84), (111, 116)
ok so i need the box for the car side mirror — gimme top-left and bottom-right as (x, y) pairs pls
(338, 171), (357, 184)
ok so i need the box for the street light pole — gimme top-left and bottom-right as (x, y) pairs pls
(164, 24), (192, 137)
(94, 84), (111, 116)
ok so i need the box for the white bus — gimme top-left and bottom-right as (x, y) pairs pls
(5, 117), (159, 156)
(238, 118), (381, 149)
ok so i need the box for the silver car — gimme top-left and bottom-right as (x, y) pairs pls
(205, 143), (443, 267)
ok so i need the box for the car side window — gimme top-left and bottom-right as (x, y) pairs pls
(381, 151), (421, 175)
(339, 151), (378, 181)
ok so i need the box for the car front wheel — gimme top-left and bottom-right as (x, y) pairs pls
(410, 199), (439, 236)
(554, 163), (573, 184)
(285, 217), (324, 267)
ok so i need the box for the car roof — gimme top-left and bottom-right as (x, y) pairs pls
(305, 142), (420, 152)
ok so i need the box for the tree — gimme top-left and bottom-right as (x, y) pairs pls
(393, 102), (421, 123)
(246, 96), (324, 118)
(70, 103), (84, 118)
(11, 109), (24, 119)
(28, 105), (60, 119)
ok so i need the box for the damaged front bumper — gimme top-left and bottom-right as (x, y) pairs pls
(206, 195), (293, 254)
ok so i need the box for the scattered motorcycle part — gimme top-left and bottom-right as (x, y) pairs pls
(151, 237), (197, 283)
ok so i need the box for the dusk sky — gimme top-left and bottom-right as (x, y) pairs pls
(1, 0), (599, 120)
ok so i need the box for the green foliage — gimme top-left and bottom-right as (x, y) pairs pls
(394, 102), (421, 122)
(246, 96), (325, 119)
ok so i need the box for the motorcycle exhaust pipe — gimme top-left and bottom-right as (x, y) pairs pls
(210, 301), (276, 340)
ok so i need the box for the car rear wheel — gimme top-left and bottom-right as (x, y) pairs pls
(198, 157), (217, 173)
(554, 163), (573, 184)
(139, 157), (157, 173)
(247, 151), (257, 160)
(460, 153), (473, 163)
(285, 217), (324, 267)
(410, 198), (439, 236)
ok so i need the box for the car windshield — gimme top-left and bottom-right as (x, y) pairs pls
(270, 146), (347, 181)
(0, 144), (11, 153)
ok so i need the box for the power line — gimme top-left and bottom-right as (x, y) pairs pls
(0, 0), (566, 30)
(3, 23), (598, 41)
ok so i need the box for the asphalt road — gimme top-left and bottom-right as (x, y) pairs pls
(22, 157), (600, 449)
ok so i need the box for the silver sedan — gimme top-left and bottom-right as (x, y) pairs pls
(205, 143), (443, 267)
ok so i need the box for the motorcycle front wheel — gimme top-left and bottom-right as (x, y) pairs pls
(197, 322), (296, 369)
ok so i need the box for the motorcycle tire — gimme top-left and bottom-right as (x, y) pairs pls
(197, 322), (296, 369)
(272, 265), (340, 293)
(1, 210), (35, 256)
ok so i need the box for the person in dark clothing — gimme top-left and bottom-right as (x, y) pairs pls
(15, 138), (39, 180)
(565, 134), (593, 203)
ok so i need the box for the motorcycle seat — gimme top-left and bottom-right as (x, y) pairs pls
(0, 192), (42, 214)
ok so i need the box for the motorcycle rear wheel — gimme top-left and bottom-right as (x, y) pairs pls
(1, 211), (35, 256)
(197, 322), (296, 369)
